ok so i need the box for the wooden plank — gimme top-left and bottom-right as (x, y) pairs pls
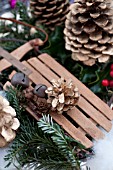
(38, 53), (113, 121)
(67, 107), (104, 140)
(78, 97), (112, 132)
(22, 61), (50, 86)
(28, 57), (59, 81)
(0, 41), (33, 71)
(50, 112), (93, 148)
(0, 47), (31, 76)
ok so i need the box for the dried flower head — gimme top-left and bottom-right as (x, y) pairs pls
(0, 95), (20, 147)
(46, 78), (80, 114)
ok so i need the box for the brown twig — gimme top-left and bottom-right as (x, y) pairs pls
(0, 17), (48, 44)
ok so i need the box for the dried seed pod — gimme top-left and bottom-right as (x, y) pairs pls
(46, 78), (80, 114)
(34, 84), (47, 98)
(11, 73), (29, 88)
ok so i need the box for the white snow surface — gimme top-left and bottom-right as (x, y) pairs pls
(87, 122), (113, 170)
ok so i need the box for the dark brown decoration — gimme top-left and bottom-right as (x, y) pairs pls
(30, 0), (69, 30)
(34, 84), (47, 98)
(11, 72), (30, 88)
(64, 0), (113, 66)
(24, 87), (51, 115)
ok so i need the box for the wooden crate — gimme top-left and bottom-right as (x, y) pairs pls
(0, 41), (113, 148)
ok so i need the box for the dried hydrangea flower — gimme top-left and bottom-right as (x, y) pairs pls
(46, 78), (80, 114)
(0, 95), (20, 147)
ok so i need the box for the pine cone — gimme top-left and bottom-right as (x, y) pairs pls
(24, 88), (50, 115)
(64, 0), (113, 66)
(30, 0), (69, 30)
(46, 78), (80, 114)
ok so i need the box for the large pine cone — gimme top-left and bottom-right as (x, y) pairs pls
(30, 0), (69, 30)
(64, 0), (113, 66)
(46, 78), (80, 114)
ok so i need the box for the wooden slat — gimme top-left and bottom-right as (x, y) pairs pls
(67, 108), (104, 140)
(79, 97), (112, 131)
(38, 54), (113, 120)
(0, 47), (31, 76)
(0, 41), (33, 72)
(50, 112), (93, 148)
(22, 61), (50, 86)
(28, 57), (59, 81)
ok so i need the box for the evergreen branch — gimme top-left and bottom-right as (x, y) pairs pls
(38, 115), (84, 169)
(6, 86), (25, 116)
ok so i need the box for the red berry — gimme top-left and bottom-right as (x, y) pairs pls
(110, 64), (113, 70)
(109, 80), (113, 87)
(110, 71), (113, 78)
(102, 79), (109, 87)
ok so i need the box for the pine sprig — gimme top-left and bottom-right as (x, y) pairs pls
(6, 86), (25, 116)
(38, 115), (85, 169)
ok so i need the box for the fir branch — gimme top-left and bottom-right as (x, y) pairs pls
(38, 115), (84, 169)
(6, 86), (25, 116)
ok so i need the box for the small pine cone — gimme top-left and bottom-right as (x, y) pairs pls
(35, 98), (51, 115)
(46, 78), (80, 114)
(30, 0), (69, 30)
(64, 0), (113, 66)
(23, 88), (34, 100)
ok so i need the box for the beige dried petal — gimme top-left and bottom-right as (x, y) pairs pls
(98, 55), (109, 62)
(71, 53), (79, 61)
(63, 105), (70, 111)
(1, 126), (16, 142)
(52, 98), (58, 108)
(78, 16), (88, 23)
(0, 135), (7, 148)
(98, 35), (110, 44)
(11, 118), (20, 130)
(0, 96), (9, 110)
(74, 87), (79, 92)
(83, 58), (96, 66)
(86, 2), (93, 6)
(59, 93), (65, 103)
(94, 46), (106, 52)
(4, 114), (12, 125)
(65, 97), (70, 104)
(75, 53), (89, 61)
(77, 34), (88, 44)
(90, 12), (100, 18)
(51, 79), (60, 87)
(95, 16), (108, 27)
(80, 48), (91, 55)
(102, 47), (113, 55)
(57, 103), (64, 112)
(3, 106), (16, 117)
(84, 43), (97, 50)
(75, 92), (80, 98)
(83, 22), (96, 33)
(90, 31), (102, 41)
